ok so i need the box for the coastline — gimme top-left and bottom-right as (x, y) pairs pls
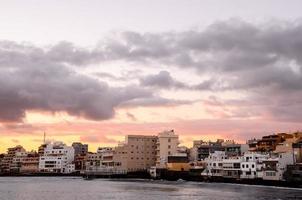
(1, 172), (301, 189)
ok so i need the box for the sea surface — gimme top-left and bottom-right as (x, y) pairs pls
(0, 177), (301, 200)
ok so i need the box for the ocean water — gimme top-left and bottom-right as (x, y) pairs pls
(0, 177), (301, 200)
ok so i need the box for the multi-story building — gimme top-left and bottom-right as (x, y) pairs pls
(224, 143), (249, 157)
(156, 130), (179, 167)
(191, 139), (225, 161)
(257, 133), (293, 152)
(10, 151), (28, 173)
(72, 142), (88, 156)
(38, 144), (47, 156)
(0, 145), (26, 173)
(113, 135), (157, 172)
(201, 151), (226, 177)
(293, 139), (302, 163)
(240, 153), (268, 179)
(84, 152), (102, 171)
(0, 154), (5, 173)
(39, 142), (75, 173)
(222, 157), (242, 179)
(262, 152), (294, 181)
(20, 152), (39, 173)
(97, 147), (114, 167)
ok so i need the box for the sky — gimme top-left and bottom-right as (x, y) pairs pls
(1, 0), (302, 153)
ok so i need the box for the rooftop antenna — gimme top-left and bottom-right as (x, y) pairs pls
(43, 131), (46, 144)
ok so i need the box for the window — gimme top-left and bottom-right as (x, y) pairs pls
(168, 145), (171, 149)
(242, 165), (245, 168)
(168, 139), (171, 142)
(252, 164), (255, 168)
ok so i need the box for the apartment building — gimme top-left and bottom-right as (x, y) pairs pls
(97, 147), (114, 167)
(190, 139), (225, 161)
(156, 130), (179, 167)
(240, 153), (268, 179)
(20, 152), (39, 173)
(39, 142), (75, 173)
(0, 145), (26, 173)
(72, 142), (88, 156)
(201, 151), (226, 177)
(262, 152), (294, 181)
(113, 135), (157, 172)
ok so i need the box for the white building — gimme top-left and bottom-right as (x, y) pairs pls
(240, 153), (269, 179)
(39, 142), (75, 173)
(222, 157), (242, 179)
(262, 152), (294, 181)
(156, 130), (179, 168)
(201, 151), (226, 177)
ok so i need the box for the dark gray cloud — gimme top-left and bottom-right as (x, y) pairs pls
(139, 71), (186, 89)
(0, 41), (185, 122)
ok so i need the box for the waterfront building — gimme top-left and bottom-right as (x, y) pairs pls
(20, 152), (39, 173)
(222, 157), (242, 179)
(284, 163), (302, 183)
(97, 147), (114, 167)
(39, 142), (75, 173)
(113, 135), (157, 172)
(293, 139), (302, 163)
(84, 152), (101, 171)
(240, 153), (268, 179)
(201, 151), (226, 177)
(166, 153), (190, 172)
(0, 145), (26, 173)
(156, 130), (179, 167)
(10, 151), (29, 173)
(74, 154), (87, 171)
(262, 152), (294, 181)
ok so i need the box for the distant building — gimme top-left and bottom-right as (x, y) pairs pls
(97, 147), (114, 167)
(191, 139), (225, 161)
(72, 142), (88, 156)
(224, 144), (249, 157)
(0, 145), (26, 173)
(156, 130), (179, 167)
(20, 152), (39, 173)
(113, 135), (157, 172)
(39, 142), (75, 173)
(257, 133), (293, 152)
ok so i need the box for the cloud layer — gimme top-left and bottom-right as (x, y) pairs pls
(1, 19), (302, 124)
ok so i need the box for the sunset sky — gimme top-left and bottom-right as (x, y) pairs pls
(1, 0), (302, 153)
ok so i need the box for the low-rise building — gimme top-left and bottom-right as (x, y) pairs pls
(166, 153), (190, 172)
